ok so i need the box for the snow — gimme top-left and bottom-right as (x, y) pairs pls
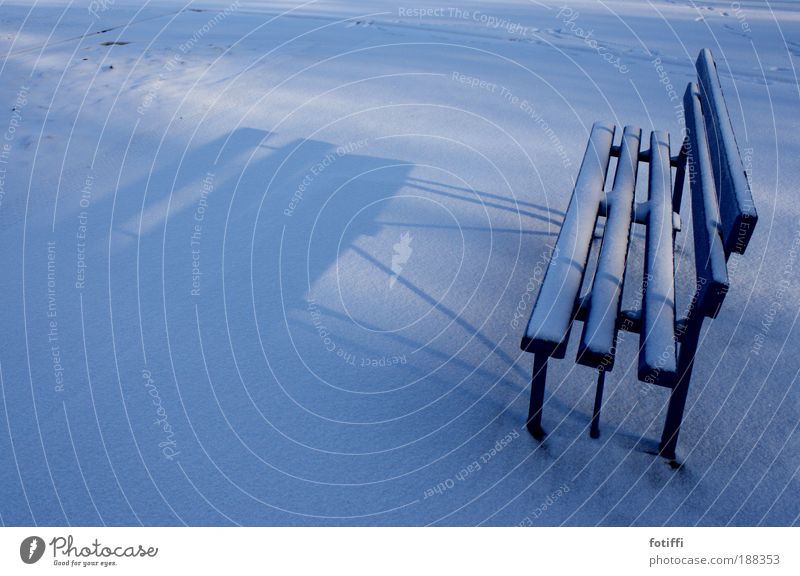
(0, 0), (797, 526)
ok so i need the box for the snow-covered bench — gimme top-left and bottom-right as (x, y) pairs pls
(519, 49), (757, 460)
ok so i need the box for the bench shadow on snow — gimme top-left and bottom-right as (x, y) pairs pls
(243, 133), (540, 389)
(55, 123), (627, 522)
(117, 126), (553, 438)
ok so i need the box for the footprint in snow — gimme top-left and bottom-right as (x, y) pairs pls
(722, 23), (750, 39)
(346, 20), (374, 28)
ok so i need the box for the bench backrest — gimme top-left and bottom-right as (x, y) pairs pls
(685, 48), (758, 318)
(521, 49), (757, 386)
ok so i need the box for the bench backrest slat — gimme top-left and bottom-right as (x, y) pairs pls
(577, 126), (642, 370)
(695, 49), (758, 256)
(685, 81), (731, 318)
(522, 122), (615, 356)
(639, 131), (678, 385)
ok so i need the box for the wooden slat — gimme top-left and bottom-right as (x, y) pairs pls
(577, 126), (642, 369)
(638, 131), (677, 386)
(685, 81), (730, 318)
(521, 121), (615, 357)
(696, 48), (758, 255)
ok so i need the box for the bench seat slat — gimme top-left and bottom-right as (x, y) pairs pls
(696, 49), (758, 256)
(577, 126), (642, 369)
(521, 121), (615, 357)
(685, 82), (730, 318)
(638, 131), (677, 386)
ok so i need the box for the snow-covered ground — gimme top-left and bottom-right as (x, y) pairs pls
(0, 0), (797, 526)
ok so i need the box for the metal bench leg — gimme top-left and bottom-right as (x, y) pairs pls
(527, 353), (548, 440)
(671, 137), (689, 214)
(590, 369), (606, 439)
(659, 373), (690, 460)
(659, 311), (704, 460)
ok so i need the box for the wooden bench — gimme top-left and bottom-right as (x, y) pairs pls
(520, 49), (757, 460)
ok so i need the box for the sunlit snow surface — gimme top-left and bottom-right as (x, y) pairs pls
(0, 0), (797, 526)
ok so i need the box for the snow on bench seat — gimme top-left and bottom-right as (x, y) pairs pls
(577, 126), (641, 371)
(638, 131), (678, 386)
(521, 121), (615, 358)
